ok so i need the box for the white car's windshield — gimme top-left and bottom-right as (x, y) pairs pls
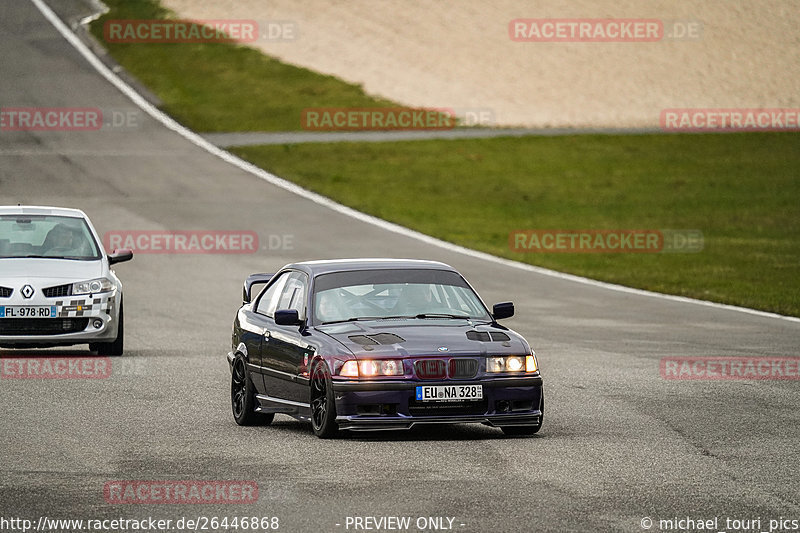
(0, 214), (101, 260)
(313, 269), (491, 324)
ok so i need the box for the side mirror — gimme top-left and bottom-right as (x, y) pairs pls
(243, 273), (274, 304)
(108, 248), (133, 265)
(274, 309), (301, 326)
(492, 302), (514, 320)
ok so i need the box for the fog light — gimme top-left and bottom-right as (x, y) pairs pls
(92, 319), (103, 329)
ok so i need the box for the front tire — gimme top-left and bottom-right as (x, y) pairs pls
(310, 361), (339, 438)
(501, 392), (544, 436)
(231, 355), (274, 426)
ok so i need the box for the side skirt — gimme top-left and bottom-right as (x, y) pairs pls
(255, 394), (311, 421)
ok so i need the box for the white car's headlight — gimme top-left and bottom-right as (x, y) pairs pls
(72, 277), (113, 295)
(487, 354), (538, 373)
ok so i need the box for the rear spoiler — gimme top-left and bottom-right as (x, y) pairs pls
(243, 273), (274, 304)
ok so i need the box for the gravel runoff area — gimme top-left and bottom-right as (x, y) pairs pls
(161, 0), (799, 129)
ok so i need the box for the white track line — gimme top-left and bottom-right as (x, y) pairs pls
(31, 0), (799, 324)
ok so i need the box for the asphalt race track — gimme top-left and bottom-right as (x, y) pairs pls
(1, 2), (799, 532)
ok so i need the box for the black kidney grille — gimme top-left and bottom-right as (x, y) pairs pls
(448, 358), (478, 379)
(0, 287), (12, 298)
(43, 284), (72, 298)
(414, 359), (447, 379)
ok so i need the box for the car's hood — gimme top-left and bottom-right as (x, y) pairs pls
(316, 320), (529, 358)
(0, 258), (104, 282)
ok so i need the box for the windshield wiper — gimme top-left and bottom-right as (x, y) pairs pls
(13, 254), (91, 260)
(414, 313), (471, 319)
(368, 314), (473, 320)
(319, 316), (386, 325)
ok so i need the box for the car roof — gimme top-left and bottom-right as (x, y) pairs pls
(0, 205), (89, 218)
(284, 258), (458, 277)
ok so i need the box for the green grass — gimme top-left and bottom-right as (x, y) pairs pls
(90, 0), (402, 131)
(92, 1), (800, 316)
(231, 134), (800, 316)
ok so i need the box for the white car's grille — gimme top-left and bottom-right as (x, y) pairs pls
(43, 284), (72, 298)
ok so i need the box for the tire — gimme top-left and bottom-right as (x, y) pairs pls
(91, 302), (124, 356)
(501, 392), (544, 436)
(231, 355), (274, 426)
(310, 361), (339, 438)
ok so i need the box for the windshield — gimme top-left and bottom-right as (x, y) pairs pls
(0, 214), (101, 260)
(313, 269), (492, 324)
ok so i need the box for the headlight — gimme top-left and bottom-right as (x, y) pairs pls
(72, 277), (113, 295)
(487, 354), (538, 373)
(339, 359), (404, 377)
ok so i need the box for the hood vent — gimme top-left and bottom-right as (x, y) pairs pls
(466, 330), (510, 342)
(348, 333), (405, 346)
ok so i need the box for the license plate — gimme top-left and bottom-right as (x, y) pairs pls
(0, 306), (57, 318)
(416, 385), (483, 402)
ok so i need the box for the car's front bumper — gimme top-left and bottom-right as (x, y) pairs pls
(0, 292), (119, 348)
(331, 375), (543, 431)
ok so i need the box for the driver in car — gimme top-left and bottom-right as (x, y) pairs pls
(395, 283), (434, 315)
(42, 224), (84, 256)
(316, 290), (349, 323)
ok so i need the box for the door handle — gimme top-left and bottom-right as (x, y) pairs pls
(263, 330), (271, 339)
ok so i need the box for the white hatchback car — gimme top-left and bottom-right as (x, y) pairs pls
(0, 206), (132, 355)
